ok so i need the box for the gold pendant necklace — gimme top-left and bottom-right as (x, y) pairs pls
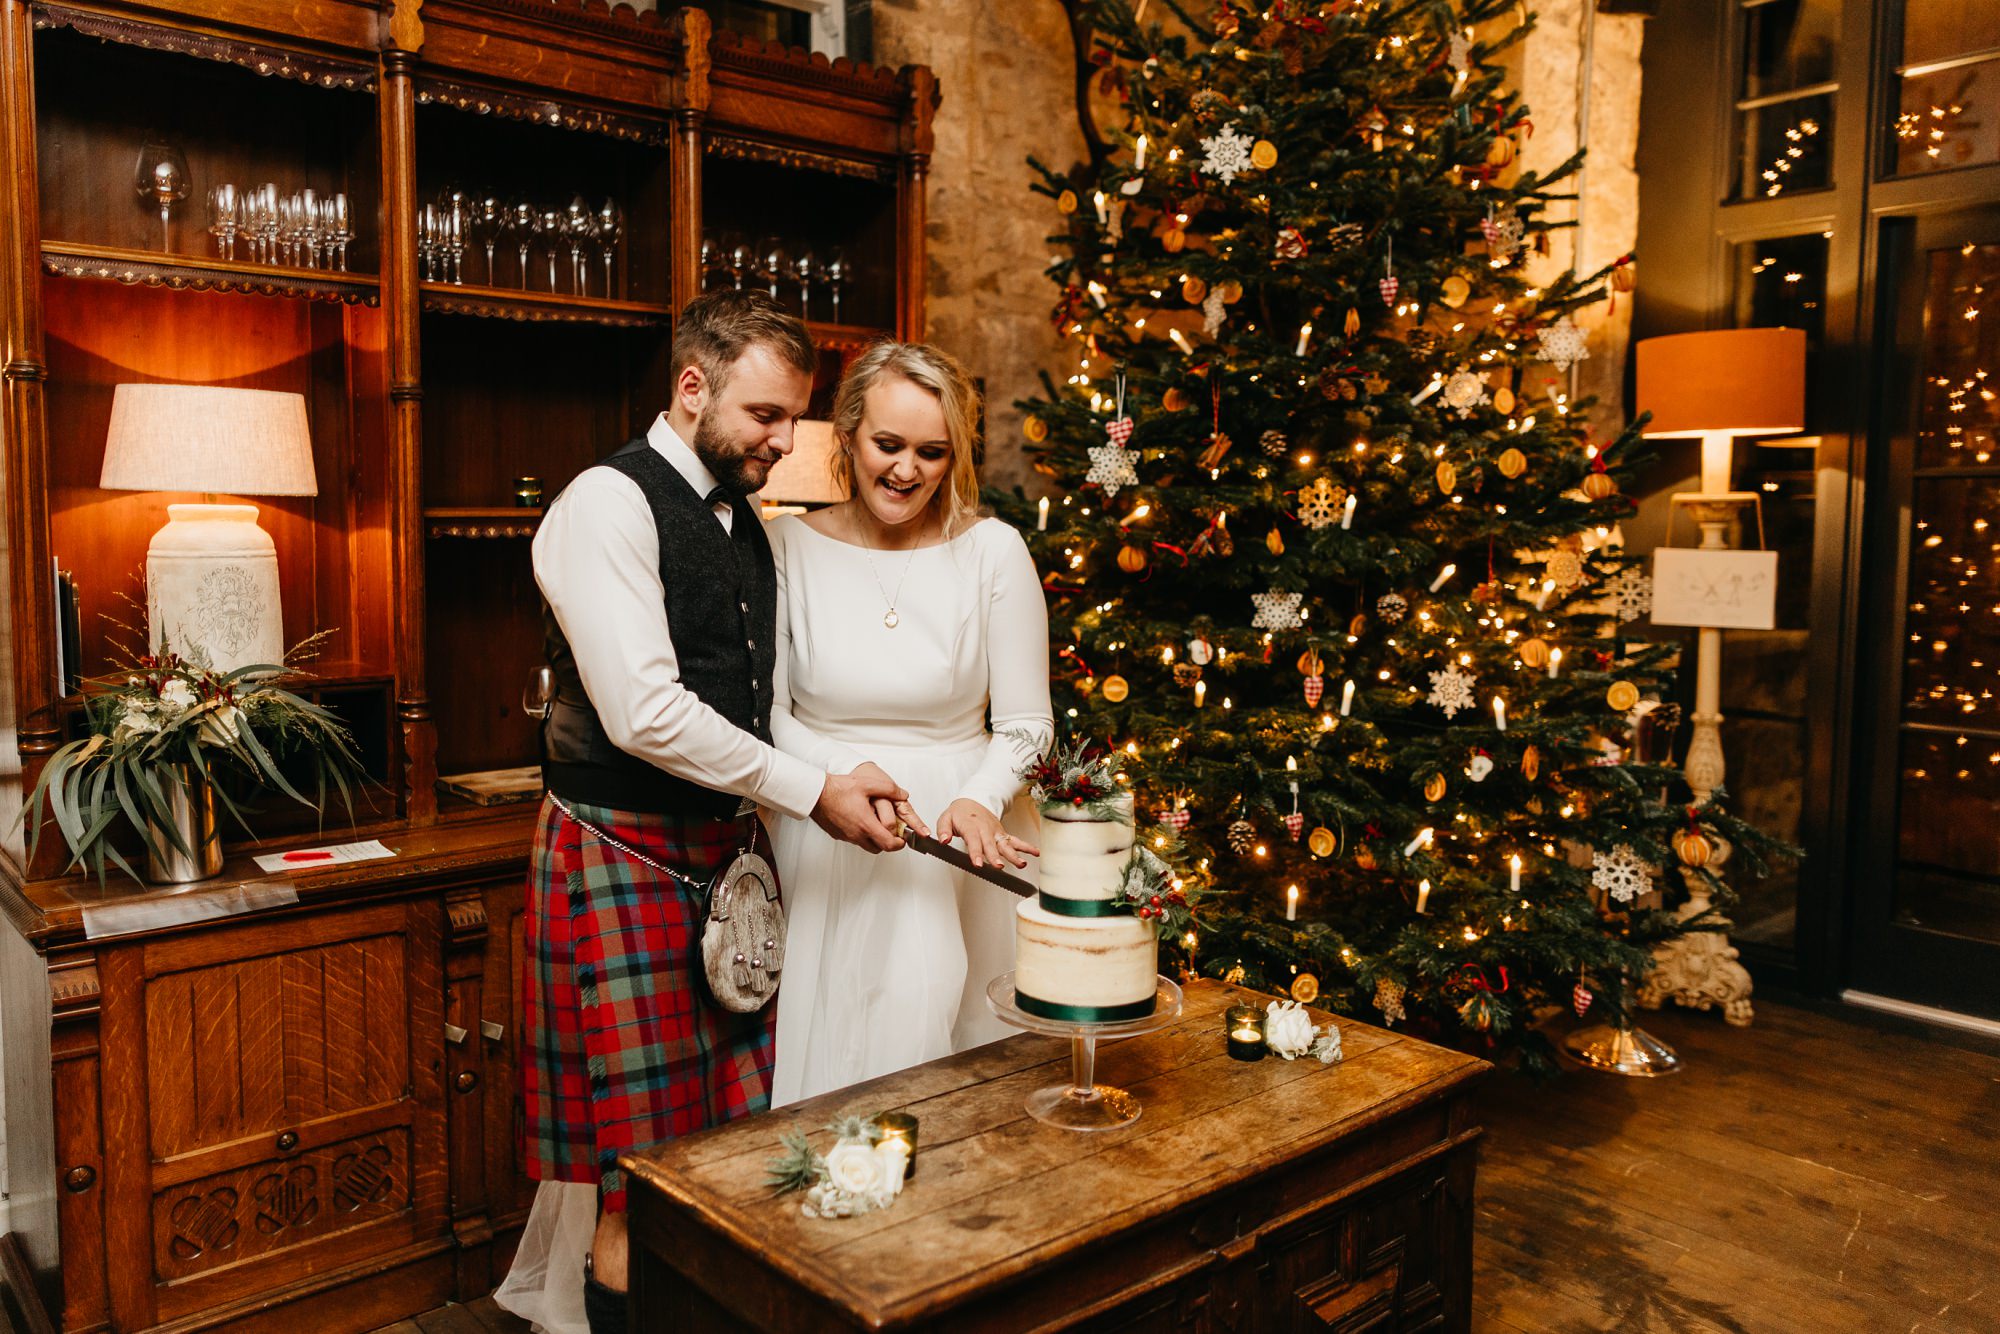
(853, 507), (924, 629)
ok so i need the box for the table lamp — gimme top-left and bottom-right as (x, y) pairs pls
(99, 384), (318, 672)
(757, 417), (844, 509)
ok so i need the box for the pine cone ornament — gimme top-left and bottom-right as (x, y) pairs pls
(1260, 428), (1289, 457)
(1173, 662), (1202, 687)
(1376, 592), (1408, 624)
(1226, 818), (1256, 853)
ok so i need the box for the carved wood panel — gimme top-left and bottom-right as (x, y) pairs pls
(1255, 1169), (1457, 1333)
(145, 932), (410, 1159)
(149, 1128), (411, 1280)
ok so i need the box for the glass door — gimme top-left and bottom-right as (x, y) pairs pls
(1850, 203), (2000, 1016)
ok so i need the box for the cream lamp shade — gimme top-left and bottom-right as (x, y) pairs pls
(99, 384), (318, 672)
(757, 417), (846, 505)
(1634, 327), (1806, 493)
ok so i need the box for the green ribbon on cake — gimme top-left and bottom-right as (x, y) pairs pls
(1015, 991), (1158, 1024)
(1037, 891), (1126, 918)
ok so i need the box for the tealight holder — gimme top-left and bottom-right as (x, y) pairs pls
(1225, 1004), (1265, 1061)
(873, 1111), (918, 1179)
(514, 475), (543, 508)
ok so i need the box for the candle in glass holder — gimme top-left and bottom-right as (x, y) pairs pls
(1225, 1005), (1265, 1061)
(872, 1111), (918, 1180)
(514, 476), (543, 508)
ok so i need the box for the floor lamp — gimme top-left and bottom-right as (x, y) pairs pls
(1634, 327), (1806, 1028)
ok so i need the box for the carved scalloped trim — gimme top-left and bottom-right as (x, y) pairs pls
(414, 76), (672, 144)
(50, 961), (100, 1016)
(419, 289), (668, 327)
(41, 252), (381, 305)
(445, 892), (490, 942)
(709, 27), (902, 98)
(454, 0), (678, 48)
(703, 133), (894, 184)
(33, 4), (377, 91)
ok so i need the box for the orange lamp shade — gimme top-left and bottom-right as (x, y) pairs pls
(1634, 327), (1806, 439)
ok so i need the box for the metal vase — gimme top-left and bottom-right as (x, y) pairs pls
(145, 763), (224, 884)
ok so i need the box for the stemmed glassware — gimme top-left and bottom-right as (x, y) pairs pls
(536, 205), (564, 292)
(512, 201), (538, 289)
(791, 247), (816, 317)
(564, 196), (593, 294)
(759, 235), (788, 302)
(475, 194), (503, 285)
(135, 140), (191, 253)
(207, 183), (238, 260)
(596, 198), (623, 299)
(820, 246), (848, 322)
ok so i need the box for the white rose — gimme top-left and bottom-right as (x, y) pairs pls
(113, 704), (159, 742)
(197, 703), (243, 748)
(823, 1141), (887, 1199)
(158, 679), (198, 713)
(1264, 999), (1317, 1060)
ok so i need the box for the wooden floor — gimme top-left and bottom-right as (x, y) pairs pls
(379, 1000), (2000, 1334)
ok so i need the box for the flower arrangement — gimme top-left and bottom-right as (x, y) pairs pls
(24, 632), (368, 881)
(1016, 731), (1129, 820)
(765, 1113), (911, 1219)
(1263, 999), (1344, 1064)
(1115, 827), (1197, 941)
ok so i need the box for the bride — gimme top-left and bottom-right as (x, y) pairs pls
(767, 339), (1053, 1104)
(497, 342), (1051, 1330)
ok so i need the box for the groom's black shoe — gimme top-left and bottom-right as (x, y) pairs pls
(583, 1256), (629, 1334)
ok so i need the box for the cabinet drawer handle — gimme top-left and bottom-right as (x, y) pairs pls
(456, 1071), (479, 1093)
(276, 1131), (299, 1153)
(445, 1022), (470, 1045)
(480, 1020), (505, 1042)
(65, 1165), (96, 1193)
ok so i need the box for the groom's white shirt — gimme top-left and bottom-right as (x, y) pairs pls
(530, 412), (825, 820)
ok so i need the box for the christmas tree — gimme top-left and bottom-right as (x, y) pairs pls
(992, 0), (1782, 1069)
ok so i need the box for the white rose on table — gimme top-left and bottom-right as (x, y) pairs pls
(158, 678), (198, 714)
(197, 703), (243, 748)
(1264, 999), (1317, 1060)
(823, 1140), (887, 1200)
(871, 1139), (910, 1203)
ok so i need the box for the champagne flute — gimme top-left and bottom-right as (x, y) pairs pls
(208, 183), (238, 260)
(135, 140), (191, 253)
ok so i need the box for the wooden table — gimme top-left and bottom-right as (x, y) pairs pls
(624, 980), (1487, 1332)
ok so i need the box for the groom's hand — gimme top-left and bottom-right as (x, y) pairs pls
(812, 768), (908, 852)
(852, 762), (932, 840)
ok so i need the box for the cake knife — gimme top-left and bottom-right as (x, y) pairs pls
(902, 830), (1035, 897)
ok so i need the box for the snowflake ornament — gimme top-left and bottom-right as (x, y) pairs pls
(1484, 203), (1525, 261)
(1376, 592), (1408, 624)
(1374, 977), (1407, 1025)
(1252, 590), (1306, 630)
(1427, 664), (1477, 719)
(1592, 845), (1654, 905)
(1086, 443), (1139, 497)
(1446, 31), (1474, 79)
(1297, 476), (1347, 529)
(1441, 369), (1490, 419)
(1201, 287), (1228, 336)
(1199, 122), (1256, 183)
(1606, 566), (1653, 623)
(1536, 318), (1590, 372)
(1548, 548), (1586, 590)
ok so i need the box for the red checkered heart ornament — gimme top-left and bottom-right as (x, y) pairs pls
(1303, 674), (1325, 707)
(1284, 812), (1305, 841)
(1572, 982), (1594, 1017)
(1105, 416), (1134, 446)
(1159, 807), (1192, 832)
(1479, 217), (1500, 245)
(1378, 275), (1399, 307)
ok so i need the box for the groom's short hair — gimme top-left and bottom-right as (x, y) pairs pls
(672, 289), (817, 395)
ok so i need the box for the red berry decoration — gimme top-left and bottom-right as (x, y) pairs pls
(1150, 895), (1163, 906)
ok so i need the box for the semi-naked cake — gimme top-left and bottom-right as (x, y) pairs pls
(1013, 793), (1160, 1022)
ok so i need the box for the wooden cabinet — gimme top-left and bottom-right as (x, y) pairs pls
(0, 2), (936, 1329)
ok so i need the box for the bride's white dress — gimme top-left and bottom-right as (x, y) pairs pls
(767, 513), (1053, 1105)
(497, 513), (1051, 1330)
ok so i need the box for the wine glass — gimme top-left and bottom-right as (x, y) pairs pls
(208, 183), (238, 260)
(135, 140), (191, 252)
(536, 206), (564, 291)
(512, 201), (538, 289)
(791, 246), (816, 318)
(819, 246), (848, 323)
(520, 666), (556, 721)
(300, 188), (321, 268)
(476, 194), (503, 284)
(326, 193), (353, 272)
(596, 197), (623, 299)
(727, 235), (753, 291)
(564, 195), (593, 294)
(759, 235), (788, 301)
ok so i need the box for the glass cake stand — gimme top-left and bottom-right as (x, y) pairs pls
(986, 973), (1183, 1132)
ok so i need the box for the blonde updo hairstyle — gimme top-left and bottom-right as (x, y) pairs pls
(829, 340), (984, 539)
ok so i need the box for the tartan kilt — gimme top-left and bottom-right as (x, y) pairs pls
(521, 792), (777, 1213)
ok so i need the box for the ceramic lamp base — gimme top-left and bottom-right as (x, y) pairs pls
(146, 503), (284, 672)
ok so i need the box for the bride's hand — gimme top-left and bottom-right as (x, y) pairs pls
(851, 761), (931, 838)
(937, 799), (1040, 869)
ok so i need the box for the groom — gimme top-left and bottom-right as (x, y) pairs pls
(526, 288), (907, 1333)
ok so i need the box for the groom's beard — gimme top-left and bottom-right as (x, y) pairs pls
(691, 411), (780, 497)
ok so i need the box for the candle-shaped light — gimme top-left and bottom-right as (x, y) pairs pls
(1340, 493), (1357, 529)
(1093, 190), (1109, 224)
(1404, 826), (1434, 857)
(1134, 134), (1149, 170)
(1411, 374), (1444, 406)
(1037, 496), (1050, 532)
(1169, 328), (1195, 355)
(1493, 696), (1507, 731)
(1286, 884), (1299, 922)
(1509, 854), (1522, 895)
(1194, 679), (1208, 707)
(1547, 647), (1563, 680)
(1286, 754), (1299, 795)
(1429, 563), (1457, 593)
(1416, 879), (1432, 914)
(1340, 678), (1356, 716)
(1295, 322), (1313, 357)
(1087, 279), (1107, 308)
